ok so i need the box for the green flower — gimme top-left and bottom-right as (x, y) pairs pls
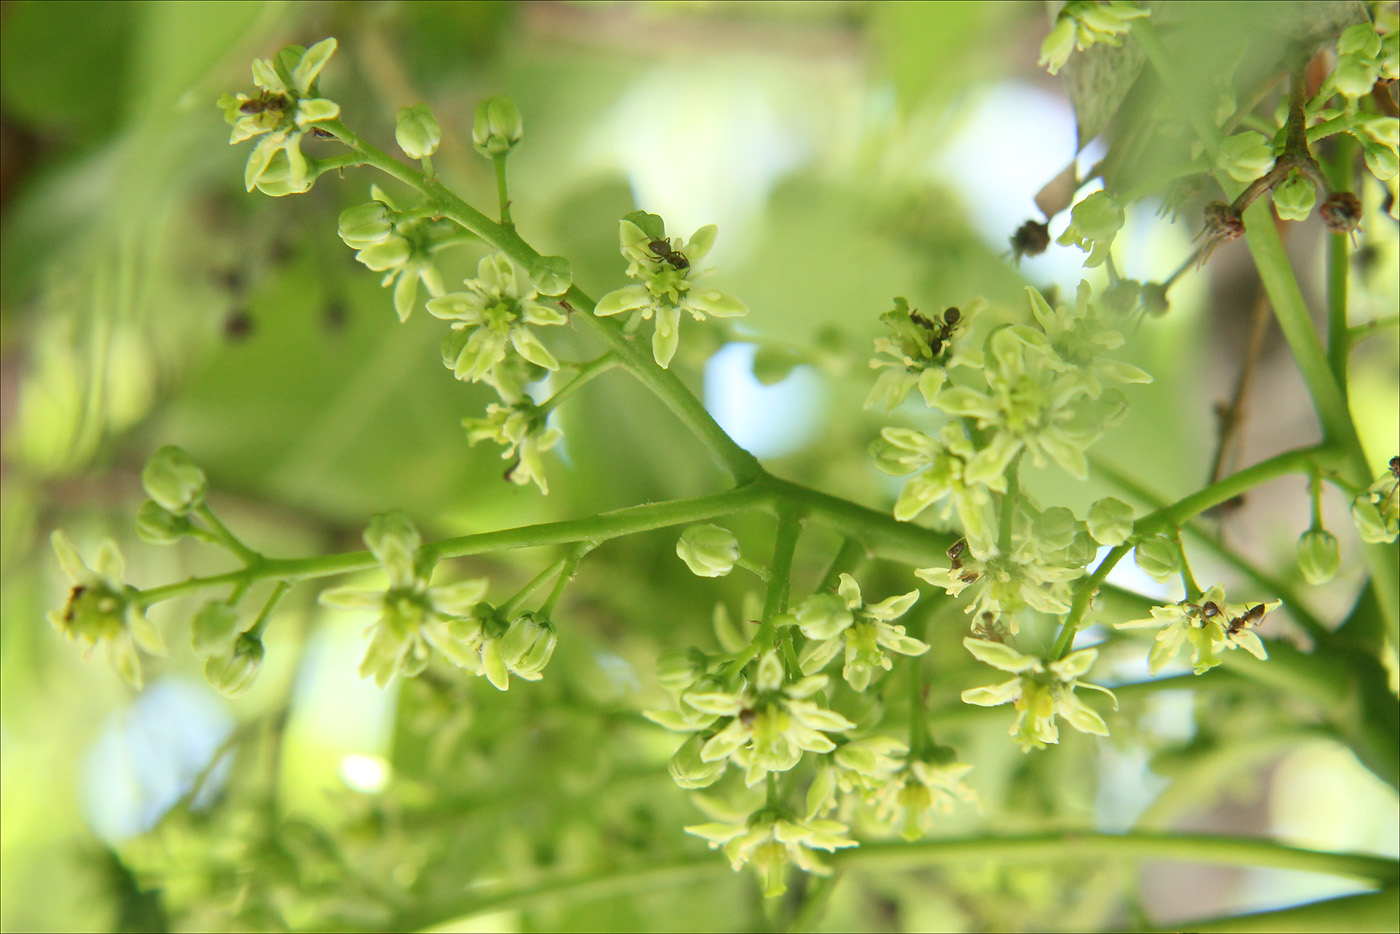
(463, 402), (563, 494)
(1114, 584), (1276, 675)
(682, 650), (855, 787)
(795, 574), (927, 692)
(865, 298), (980, 411)
(916, 535), (1082, 633)
(874, 754), (977, 841)
(49, 531), (167, 689)
(1038, 0), (1149, 75)
(204, 634), (265, 698)
(1272, 171), (1317, 222)
(218, 38), (341, 195)
(870, 422), (995, 546)
(960, 638), (1115, 752)
(1056, 191), (1125, 268)
(1026, 284), (1152, 397)
(342, 187), (447, 322)
(472, 96), (523, 157)
(933, 325), (1131, 485)
(318, 511), (490, 686)
(427, 254), (567, 386)
(805, 736), (909, 818)
(594, 219), (747, 368)
(686, 811), (857, 898)
(1350, 459), (1398, 544)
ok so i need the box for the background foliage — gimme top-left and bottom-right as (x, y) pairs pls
(2, 1), (1397, 931)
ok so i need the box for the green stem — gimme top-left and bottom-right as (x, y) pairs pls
(763, 503), (803, 619)
(393, 832), (1397, 932)
(492, 153), (512, 227)
(540, 543), (590, 617)
(193, 503), (261, 565)
(1324, 133), (1358, 389)
(535, 354), (621, 416)
(997, 454), (1021, 556)
(499, 555), (569, 617)
(246, 580), (290, 641)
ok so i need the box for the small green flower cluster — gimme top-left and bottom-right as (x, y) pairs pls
(217, 38), (341, 196)
(318, 511), (556, 690)
(594, 212), (748, 368)
(1115, 584), (1276, 676)
(866, 285), (1154, 746)
(1038, 0), (1149, 76)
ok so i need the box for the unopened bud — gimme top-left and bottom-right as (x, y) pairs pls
(395, 103), (441, 160)
(135, 500), (190, 544)
(1134, 533), (1180, 582)
(676, 524), (740, 578)
(668, 734), (726, 789)
(142, 446), (207, 515)
(204, 635), (264, 697)
(529, 255), (573, 297)
(472, 96), (523, 157)
(1272, 172), (1316, 222)
(338, 201), (394, 249)
(1296, 529), (1340, 585)
(1088, 497), (1134, 546)
(499, 613), (557, 676)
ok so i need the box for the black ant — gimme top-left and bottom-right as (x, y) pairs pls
(947, 539), (967, 568)
(911, 306), (963, 356)
(238, 91), (287, 117)
(646, 238), (689, 270)
(1224, 604), (1267, 637)
(971, 613), (1006, 643)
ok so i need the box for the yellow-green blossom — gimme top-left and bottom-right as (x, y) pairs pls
(463, 402), (562, 494)
(427, 254), (567, 388)
(680, 650), (855, 787)
(1114, 584), (1275, 675)
(875, 756), (978, 841)
(218, 38), (341, 195)
(594, 219), (747, 368)
(686, 811), (857, 898)
(960, 638), (1115, 752)
(795, 574), (927, 692)
(49, 531), (167, 689)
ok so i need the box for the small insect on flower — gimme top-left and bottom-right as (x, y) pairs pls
(647, 238), (690, 270)
(912, 307), (963, 355)
(1224, 603), (1267, 637)
(238, 91), (287, 116)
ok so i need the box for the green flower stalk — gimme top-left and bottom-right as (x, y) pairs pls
(685, 811), (857, 898)
(427, 254), (567, 387)
(1114, 584), (1277, 675)
(218, 38), (341, 195)
(960, 639), (1115, 752)
(49, 531), (167, 689)
(794, 573), (928, 692)
(594, 218), (747, 368)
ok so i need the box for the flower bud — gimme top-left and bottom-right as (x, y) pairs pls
(1088, 497), (1134, 546)
(1134, 533), (1180, 582)
(1296, 529), (1340, 585)
(204, 635), (264, 697)
(1219, 132), (1274, 182)
(472, 96), (523, 157)
(135, 500), (190, 544)
(364, 511), (423, 589)
(676, 524), (740, 578)
(529, 255), (573, 297)
(668, 734), (726, 789)
(1320, 192), (1363, 235)
(499, 613), (557, 676)
(191, 600), (243, 659)
(795, 591), (854, 641)
(353, 235), (411, 272)
(395, 103), (441, 160)
(142, 446), (207, 515)
(1272, 172), (1316, 222)
(338, 201), (394, 249)
(1033, 507), (1077, 551)
(657, 646), (707, 692)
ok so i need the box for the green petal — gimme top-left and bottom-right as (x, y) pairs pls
(963, 637), (1038, 672)
(292, 37), (338, 95)
(594, 285), (651, 317)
